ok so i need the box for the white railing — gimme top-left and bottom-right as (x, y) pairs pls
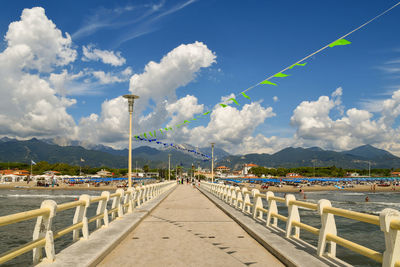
(200, 182), (400, 267)
(0, 181), (176, 265)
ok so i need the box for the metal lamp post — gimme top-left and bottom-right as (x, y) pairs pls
(211, 143), (215, 183)
(123, 94), (139, 188)
(168, 154), (171, 181)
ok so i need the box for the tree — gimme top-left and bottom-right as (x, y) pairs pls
(143, 165), (150, 173)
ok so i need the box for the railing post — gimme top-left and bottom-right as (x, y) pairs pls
(230, 186), (237, 205)
(139, 186), (145, 206)
(266, 191), (278, 227)
(72, 194), (90, 241)
(226, 186), (233, 203)
(96, 191), (110, 228)
(32, 200), (57, 264)
(136, 187), (142, 207)
(111, 189), (124, 220)
(380, 208), (400, 267)
(242, 187), (251, 213)
(317, 199), (337, 258)
(126, 187), (134, 213)
(252, 189), (264, 220)
(285, 194), (300, 238)
(236, 187), (243, 209)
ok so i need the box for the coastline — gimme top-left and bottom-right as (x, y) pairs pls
(1, 182), (399, 193)
(246, 183), (400, 193)
(0, 182), (121, 191)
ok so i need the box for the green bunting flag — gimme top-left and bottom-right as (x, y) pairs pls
(288, 62), (307, 69)
(228, 98), (240, 106)
(144, 133), (148, 138)
(148, 131), (156, 138)
(164, 127), (172, 131)
(134, 135), (139, 139)
(241, 92), (251, 100)
(220, 104), (228, 108)
(159, 129), (164, 135)
(260, 80), (277, 86)
(203, 111), (210, 115)
(274, 72), (290, 78)
(183, 120), (190, 124)
(329, 39), (351, 47)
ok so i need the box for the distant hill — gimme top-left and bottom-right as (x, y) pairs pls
(1, 138), (399, 169)
(0, 138), (225, 168)
(217, 145), (400, 169)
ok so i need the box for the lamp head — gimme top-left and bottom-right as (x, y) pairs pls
(123, 94), (139, 112)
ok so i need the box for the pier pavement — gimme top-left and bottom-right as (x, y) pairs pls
(98, 183), (283, 267)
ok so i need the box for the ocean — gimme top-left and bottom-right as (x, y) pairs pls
(0, 189), (399, 266)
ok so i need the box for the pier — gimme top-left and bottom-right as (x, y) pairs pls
(0, 181), (400, 266)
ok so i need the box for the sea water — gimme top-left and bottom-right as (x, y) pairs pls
(270, 191), (400, 267)
(0, 189), (103, 267)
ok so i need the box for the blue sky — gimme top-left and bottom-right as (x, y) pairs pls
(1, 0), (400, 155)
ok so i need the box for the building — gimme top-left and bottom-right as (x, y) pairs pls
(44, 171), (61, 176)
(286, 173), (303, 178)
(215, 166), (230, 173)
(242, 164), (258, 175)
(391, 171), (400, 177)
(96, 169), (112, 177)
(0, 169), (29, 176)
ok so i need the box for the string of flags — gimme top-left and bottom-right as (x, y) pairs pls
(135, 38), (352, 140)
(134, 136), (211, 161)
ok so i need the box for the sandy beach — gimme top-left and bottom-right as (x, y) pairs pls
(0, 182), (125, 191)
(1, 181), (400, 193)
(242, 183), (400, 193)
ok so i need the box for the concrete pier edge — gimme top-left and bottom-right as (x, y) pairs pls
(197, 186), (350, 267)
(37, 184), (178, 267)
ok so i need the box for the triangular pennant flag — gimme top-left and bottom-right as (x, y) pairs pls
(164, 127), (172, 131)
(241, 92), (251, 100)
(183, 120), (190, 124)
(144, 133), (148, 138)
(149, 131), (154, 137)
(261, 80), (277, 85)
(228, 98), (240, 106)
(288, 62), (307, 69)
(220, 104), (228, 108)
(329, 39), (351, 47)
(159, 129), (164, 135)
(134, 135), (139, 140)
(274, 73), (290, 78)
(203, 111), (210, 115)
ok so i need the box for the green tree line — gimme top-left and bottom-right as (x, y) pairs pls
(249, 166), (395, 177)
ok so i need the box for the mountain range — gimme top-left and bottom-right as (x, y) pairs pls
(1, 137), (400, 169)
(217, 145), (400, 169)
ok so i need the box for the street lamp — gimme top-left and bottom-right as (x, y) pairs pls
(168, 154), (171, 181)
(211, 143), (215, 183)
(123, 94), (139, 188)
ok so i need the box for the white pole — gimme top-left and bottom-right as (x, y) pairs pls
(168, 154), (171, 181)
(211, 143), (215, 183)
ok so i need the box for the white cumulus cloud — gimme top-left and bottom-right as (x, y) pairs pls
(82, 44), (126, 66)
(0, 7), (77, 138)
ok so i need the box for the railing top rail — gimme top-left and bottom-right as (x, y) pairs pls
(391, 219), (400, 230)
(269, 196), (285, 203)
(57, 200), (85, 212)
(0, 208), (50, 227)
(255, 193), (266, 198)
(326, 233), (383, 263)
(109, 192), (121, 198)
(323, 206), (380, 226)
(90, 195), (107, 203)
(289, 200), (318, 210)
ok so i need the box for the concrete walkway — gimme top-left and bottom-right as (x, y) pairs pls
(98, 184), (283, 267)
